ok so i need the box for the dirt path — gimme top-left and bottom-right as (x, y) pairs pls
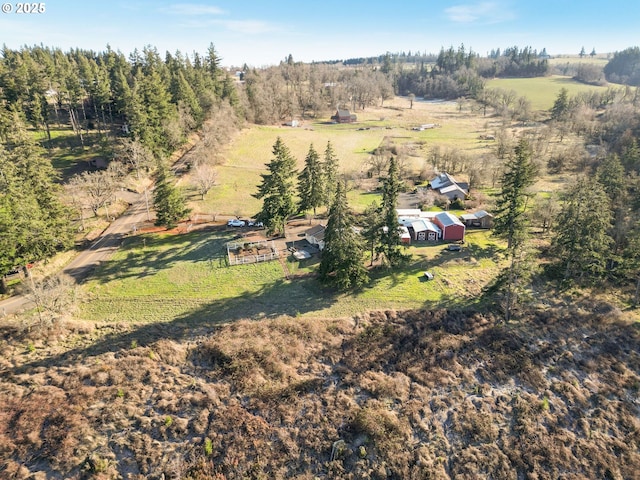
(0, 193), (149, 316)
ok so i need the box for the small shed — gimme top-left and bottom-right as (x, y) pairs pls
(400, 226), (412, 245)
(305, 224), (326, 250)
(460, 210), (493, 229)
(434, 212), (465, 241)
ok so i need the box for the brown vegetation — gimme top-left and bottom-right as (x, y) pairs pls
(0, 306), (638, 479)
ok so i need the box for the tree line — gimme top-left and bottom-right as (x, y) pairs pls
(491, 138), (640, 319)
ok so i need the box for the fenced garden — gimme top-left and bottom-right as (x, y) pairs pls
(226, 240), (280, 266)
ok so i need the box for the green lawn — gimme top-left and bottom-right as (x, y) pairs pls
(80, 228), (503, 324)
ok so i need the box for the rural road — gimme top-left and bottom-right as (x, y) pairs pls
(0, 191), (151, 317)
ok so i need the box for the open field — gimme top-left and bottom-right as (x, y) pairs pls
(548, 54), (611, 67)
(42, 76), (619, 323)
(79, 226), (503, 323)
(485, 75), (611, 110)
(189, 97), (506, 217)
(186, 76), (611, 218)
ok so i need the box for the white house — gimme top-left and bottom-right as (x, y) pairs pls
(304, 224), (326, 250)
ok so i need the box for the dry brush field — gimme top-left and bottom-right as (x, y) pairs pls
(1, 304), (638, 479)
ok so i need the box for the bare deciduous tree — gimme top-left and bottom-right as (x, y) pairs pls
(190, 163), (218, 200)
(19, 274), (77, 328)
(69, 162), (124, 217)
(115, 138), (153, 179)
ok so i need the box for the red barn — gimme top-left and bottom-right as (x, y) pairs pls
(434, 212), (465, 241)
(331, 109), (357, 123)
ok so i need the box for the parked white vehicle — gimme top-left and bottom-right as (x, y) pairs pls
(227, 219), (246, 227)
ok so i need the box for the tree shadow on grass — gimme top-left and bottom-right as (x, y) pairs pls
(71, 229), (236, 285)
(8, 275), (337, 374)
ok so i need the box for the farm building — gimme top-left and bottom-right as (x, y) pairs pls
(433, 212), (466, 241)
(397, 209), (466, 242)
(460, 210), (493, 229)
(331, 109), (357, 123)
(398, 217), (441, 242)
(400, 226), (412, 245)
(429, 172), (469, 200)
(305, 224), (326, 250)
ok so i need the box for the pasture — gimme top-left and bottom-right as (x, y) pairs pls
(79, 227), (502, 323)
(186, 75), (608, 218)
(188, 96), (506, 217)
(485, 75), (610, 110)
(75, 75), (606, 323)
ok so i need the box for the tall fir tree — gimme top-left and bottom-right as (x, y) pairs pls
(491, 138), (538, 321)
(493, 139), (538, 250)
(153, 162), (190, 228)
(596, 154), (629, 260)
(377, 157), (409, 267)
(551, 178), (613, 284)
(550, 87), (570, 122)
(361, 201), (383, 266)
(323, 141), (339, 209)
(623, 220), (640, 306)
(253, 137), (298, 236)
(298, 143), (325, 218)
(318, 181), (368, 290)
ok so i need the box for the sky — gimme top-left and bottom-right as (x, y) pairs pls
(1, 0), (638, 67)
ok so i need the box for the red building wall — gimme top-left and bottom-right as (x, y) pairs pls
(441, 224), (465, 241)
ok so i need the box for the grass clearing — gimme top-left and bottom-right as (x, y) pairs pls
(80, 228), (503, 323)
(485, 75), (610, 110)
(188, 96), (504, 217)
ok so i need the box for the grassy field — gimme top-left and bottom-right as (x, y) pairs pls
(76, 77), (599, 323)
(79, 227), (502, 323)
(485, 75), (610, 110)
(186, 76), (613, 219)
(188, 97), (506, 217)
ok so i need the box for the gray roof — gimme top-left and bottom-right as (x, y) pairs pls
(436, 211), (465, 227)
(305, 224), (326, 240)
(474, 210), (493, 218)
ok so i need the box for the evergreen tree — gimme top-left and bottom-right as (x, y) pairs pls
(550, 87), (570, 122)
(298, 144), (324, 217)
(171, 70), (203, 126)
(377, 157), (409, 267)
(153, 162), (190, 228)
(221, 74), (239, 109)
(493, 139), (538, 250)
(596, 154), (629, 258)
(623, 221), (640, 306)
(551, 178), (613, 284)
(253, 137), (298, 236)
(621, 138), (640, 172)
(0, 114), (72, 286)
(492, 139), (538, 321)
(318, 181), (368, 290)
(322, 141), (339, 209)
(361, 201), (383, 265)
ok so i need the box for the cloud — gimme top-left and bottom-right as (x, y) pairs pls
(162, 3), (226, 16)
(176, 18), (281, 35)
(162, 3), (279, 35)
(445, 2), (515, 24)
(219, 19), (278, 35)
